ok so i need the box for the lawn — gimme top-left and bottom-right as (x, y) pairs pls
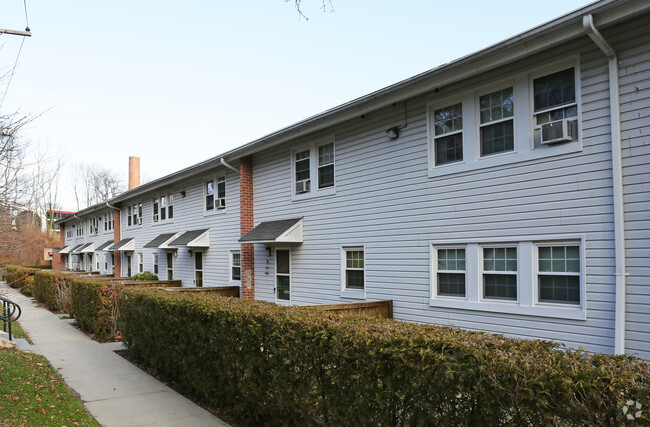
(3, 319), (31, 343)
(0, 347), (98, 426)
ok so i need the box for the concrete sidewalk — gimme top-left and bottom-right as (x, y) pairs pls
(1, 282), (227, 427)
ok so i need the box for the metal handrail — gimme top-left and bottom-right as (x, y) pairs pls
(1, 295), (21, 341)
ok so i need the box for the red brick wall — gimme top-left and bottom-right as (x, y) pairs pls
(52, 224), (66, 270)
(240, 155), (255, 300)
(113, 209), (121, 277)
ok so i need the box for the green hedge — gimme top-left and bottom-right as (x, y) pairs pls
(32, 271), (73, 312)
(118, 289), (650, 425)
(3, 265), (40, 296)
(70, 279), (123, 341)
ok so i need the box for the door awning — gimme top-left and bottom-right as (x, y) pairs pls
(239, 218), (303, 244)
(58, 245), (71, 254)
(107, 238), (135, 252)
(79, 243), (95, 253)
(144, 233), (179, 250)
(69, 244), (85, 254)
(95, 240), (115, 251)
(169, 229), (209, 248)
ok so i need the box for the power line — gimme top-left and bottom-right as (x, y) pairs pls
(0, 36), (26, 109)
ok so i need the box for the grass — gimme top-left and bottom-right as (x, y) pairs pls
(3, 320), (31, 344)
(0, 347), (99, 426)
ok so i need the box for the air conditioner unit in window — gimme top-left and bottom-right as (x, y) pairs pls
(94, 227), (98, 234)
(217, 198), (226, 209)
(137, 217), (142, 225)
(540, 119), (575, 144)
(153, 214), (159, 222)
(295, 179), (310, 194)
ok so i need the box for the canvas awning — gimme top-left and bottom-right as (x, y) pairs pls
(169, 229), (209, 248)
(95, 240), (115, 251)
(144, 233), (179, 250)
(58, 245), (71, 254)
(107, 238), (135, 252)
(239, 218), (303, 244)
(79, 243), (95, 253)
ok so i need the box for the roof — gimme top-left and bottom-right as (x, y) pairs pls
(69, 244), (85, 254)
(144, 233), (178, 248)
(169, 229), (209, 247)
(57, 1), (650, 214)
(57, 245), (71, 254)
(108, 238), (135, 252)
(79, 243), (95, 253)
(95, 240), (115, 251)
(239, 218), (303, 244)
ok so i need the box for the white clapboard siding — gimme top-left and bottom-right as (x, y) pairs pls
(119, 164), (241, 288)
(248, 30), (638, 356)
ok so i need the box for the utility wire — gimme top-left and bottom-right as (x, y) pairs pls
(23, 0), (30, 31)
(0, 36), (26, 109)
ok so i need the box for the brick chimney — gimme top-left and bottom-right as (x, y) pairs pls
(128, 156), (140, 190)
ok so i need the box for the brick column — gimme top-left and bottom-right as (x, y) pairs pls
(113, 208), (121, 277)
(53, 224), (65, 270)
(240, 155), (255, 300)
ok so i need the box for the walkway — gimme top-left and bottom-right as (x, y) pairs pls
(1, 282), (227, 427)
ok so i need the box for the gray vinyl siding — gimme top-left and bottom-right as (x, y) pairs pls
(248, 25), (649, 355)
(119, 165), (241, 287)
(613, 16), (650, 360)
(62, 208), (115, 274)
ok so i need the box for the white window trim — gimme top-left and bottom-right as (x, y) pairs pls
(126, 202), (143, 228)
(291, 137), (336, 201)
(274, 248), (292, 304)
(340, 245), (366, 300)
(431, 245), (468, 300)
(152, 192), (175, 224)
(203, 174), (227, 215)
(479, 244), (519, 303)
(427, 56), (582, 179)
(230, 250), (241, 283)
(429, 235), (586, 320)
(194, 250), (204, 287)
(166, 251), (175, 281)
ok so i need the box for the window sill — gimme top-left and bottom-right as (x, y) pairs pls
(152, 220), (175, 226)
(428, 141), (582, 179)
(428, 298), (586, 320)
(291, 186), (336, 202)
(203, 208), (227, 217)
(340, 289), (366, 300)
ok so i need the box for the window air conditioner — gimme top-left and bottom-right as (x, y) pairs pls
(153, 214), (159, 222)
(540, 119), (575, 144)
(295, 179), (311, 194)
(137, 217), (143, 225)
(94, 227), (98, 234)
(217, 198), (226, 209)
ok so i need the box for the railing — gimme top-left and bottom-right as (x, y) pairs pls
(1, 295), (21, 341)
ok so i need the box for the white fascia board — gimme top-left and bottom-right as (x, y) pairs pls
(81, 243), (95, 253)
(187, 230), (210, 248)
(159, 233), (181, 250)
(275, 219), (303, 244)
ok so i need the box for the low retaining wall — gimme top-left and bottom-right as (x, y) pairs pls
(310, 300), (393, 319)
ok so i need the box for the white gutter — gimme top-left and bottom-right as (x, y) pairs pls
(583, 14), (626, 355)
(220, 158), (239, 173)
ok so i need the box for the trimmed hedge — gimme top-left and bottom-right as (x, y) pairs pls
(118, 288), (650, 426)
(132, 271), (158, 281)
(71, 279), (123, 341)
(33, 271), (73, 312)
(3, 265), (40, 296)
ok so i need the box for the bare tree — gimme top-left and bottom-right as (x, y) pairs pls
(70, 163), (124, 210)
(289, 0), (334, 19)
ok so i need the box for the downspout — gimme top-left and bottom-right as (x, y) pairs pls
(220, 158), (239, 173)
(583, 15), (627, 355)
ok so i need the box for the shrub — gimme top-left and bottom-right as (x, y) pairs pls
(132, 271), (158, 281)
(118, 288), (650, 425)
(70, 279), (123, 341)
(32, 271), (74, 312)
(3, 265), (39, 296)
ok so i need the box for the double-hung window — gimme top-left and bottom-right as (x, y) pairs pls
(127, 203), (142, 226)
(205, 176), (226, 211)
(482, 247), (517, 300)
(231, 251), (241, 281)
(160, 196), (167, 221)
(343, 247), (365, 290)
(533, 68), (578, 145)
(479, 87), (514, 156)
(153, 197), (159, 221)
(104, 213), (113, 231)
(435, 248), (466, 297)
(433, 103), (463, 166)
(154, 193), (174, 221)
(537, 245), (580, 304)
(293, 139), (335, 197)
(153, 254), (159, 275)
(137, 253), (143, 274)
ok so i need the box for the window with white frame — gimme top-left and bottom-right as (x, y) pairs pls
(205, 177), (226, 211)
(76, 223), (84, 237)
(104, 212), (113, 231)
(231, 251), (241, 281)
(537, 244), (580, 304)
(138, 253), (143, 274)
(153, 253), (159, 275)
(482, 247), (517, 300)
(127, 202), (142, 226)
(293, 139), (335, 196)
(343, 247), (364, 290)
(433, 103), (463, 166)
(166, 252), (174, 280)
(435, 248), (466, 297)
(153, 193), (174, 222)
(479, 87), (514, 156)
(431, 239), (584, 319)
(533, 68), (578, 146)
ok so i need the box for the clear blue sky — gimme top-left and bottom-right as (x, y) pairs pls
(1, 0), (591, 208)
